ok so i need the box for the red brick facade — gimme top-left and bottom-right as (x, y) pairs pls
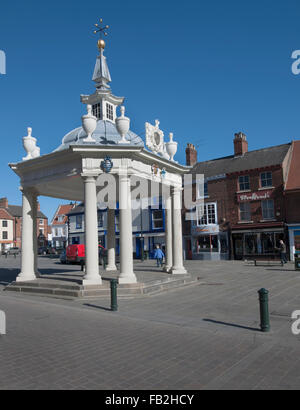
(184, 136), (300, 260)
(0, 197), (48, 249)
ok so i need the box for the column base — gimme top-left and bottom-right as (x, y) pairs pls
(82, 276), (102, 285)
(170, 267), (187, 275)
(118, 273), (137, 284)
(16, 272), (37, 282)
(105, 265), (117, 272)
(163, 265), (172, 273)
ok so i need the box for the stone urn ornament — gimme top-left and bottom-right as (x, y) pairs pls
(22, 127), (40, 161)
(82, 105), (97, 143)
(116, 106), (130, 144)
(165, 133), (178, 161)
(162, 142), (170, 160)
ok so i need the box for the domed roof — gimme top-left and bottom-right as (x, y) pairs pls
(54, 120), (144, 152)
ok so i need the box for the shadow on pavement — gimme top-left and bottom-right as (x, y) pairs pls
(265, 269), (296, 272)
(0, 268), (19, 285)
(83, 303), (113, 312)
(203, 318), (260, 332)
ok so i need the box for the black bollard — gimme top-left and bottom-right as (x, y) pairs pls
(110, 279), (118, 311)
(258, 288), (270, 332)
(80, 259), (84, 271)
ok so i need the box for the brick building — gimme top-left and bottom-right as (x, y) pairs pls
(185, 134), (299, 260)
(0, 208), (14, 253)
(0, 197), (48, 250)
(51, 203), (76, 248)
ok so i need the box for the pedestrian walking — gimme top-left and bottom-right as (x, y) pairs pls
(153, 245), (164, 267)
(275, 240), (288, 266)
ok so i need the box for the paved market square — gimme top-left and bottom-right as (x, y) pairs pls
(1, 256), (300, 390)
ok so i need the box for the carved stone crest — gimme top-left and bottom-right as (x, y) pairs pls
(145, 120), (164, 154)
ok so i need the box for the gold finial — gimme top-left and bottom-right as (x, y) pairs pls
(93, 18), (109, 51)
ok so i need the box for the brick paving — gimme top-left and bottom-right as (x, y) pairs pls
(0, 255), (300, 390)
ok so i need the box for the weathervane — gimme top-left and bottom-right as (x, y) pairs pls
(93, 18), (109, 51)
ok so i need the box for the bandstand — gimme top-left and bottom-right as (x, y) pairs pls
(9, 22), (190, 290)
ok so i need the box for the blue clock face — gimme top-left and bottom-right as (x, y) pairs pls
(101, 156), (113, 173)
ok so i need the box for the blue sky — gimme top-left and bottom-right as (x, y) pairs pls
(0, 0), (300, 221)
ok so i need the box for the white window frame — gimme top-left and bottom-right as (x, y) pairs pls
(239, 202), (251, 222)
(261, 199), (275, 220)
(106, 103), (114, 121)
(151, 209), (164, 230)
(238, 175), (250, 191)
(196, 202), (217, 226)
(260, 172), (272, 188)
(92, 103), (102, 119)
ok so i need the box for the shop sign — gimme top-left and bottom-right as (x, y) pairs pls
(237, 189), (273, 202)
(192, 224), (219, 235)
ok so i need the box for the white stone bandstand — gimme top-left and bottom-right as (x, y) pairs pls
(9, 31), (190, 289)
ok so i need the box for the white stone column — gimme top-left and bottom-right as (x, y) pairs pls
(171, 186), (187, 274)
(118, 174), (137, 284)
(16, 188), (36, 282)
(106, 208), (117, 271)
(164, 194), (173, 272)
(32, 194), (40, 277)
(82, 175), (101, 285)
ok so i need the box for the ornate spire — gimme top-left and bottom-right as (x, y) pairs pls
(92, 18), (111, 90)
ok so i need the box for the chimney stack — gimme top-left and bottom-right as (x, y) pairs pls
(37, 201), (40, 212)
(234, 132), (248, 156)
(0, 197), (8, 208)
(186, 143), (198, 166)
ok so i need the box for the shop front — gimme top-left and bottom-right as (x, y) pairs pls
(232, 225), (285, 260)
(287, 225), (300, 261)
(191, 224), (229, 260)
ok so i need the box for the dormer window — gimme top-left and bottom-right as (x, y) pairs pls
(92, 103), (101, 119)
(106, 103), (114, 121)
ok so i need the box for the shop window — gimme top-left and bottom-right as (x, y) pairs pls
(239, 203), (251, 221)
(294, 231), (300, 253)
(196, 235), (218, 252)
(238, 175), (250, 191)
(245, 233), (258, 254)
(260, 172), (272, 188)
(261, 199), (274, 220)
(261, 233), (274, 254)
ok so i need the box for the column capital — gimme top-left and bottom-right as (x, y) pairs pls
(19, 186), (39, 197)
(81, 173), (98, 182)
(119, 173), (130, 182)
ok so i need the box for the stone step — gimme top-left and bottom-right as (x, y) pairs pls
(4, 275), (199, 300)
